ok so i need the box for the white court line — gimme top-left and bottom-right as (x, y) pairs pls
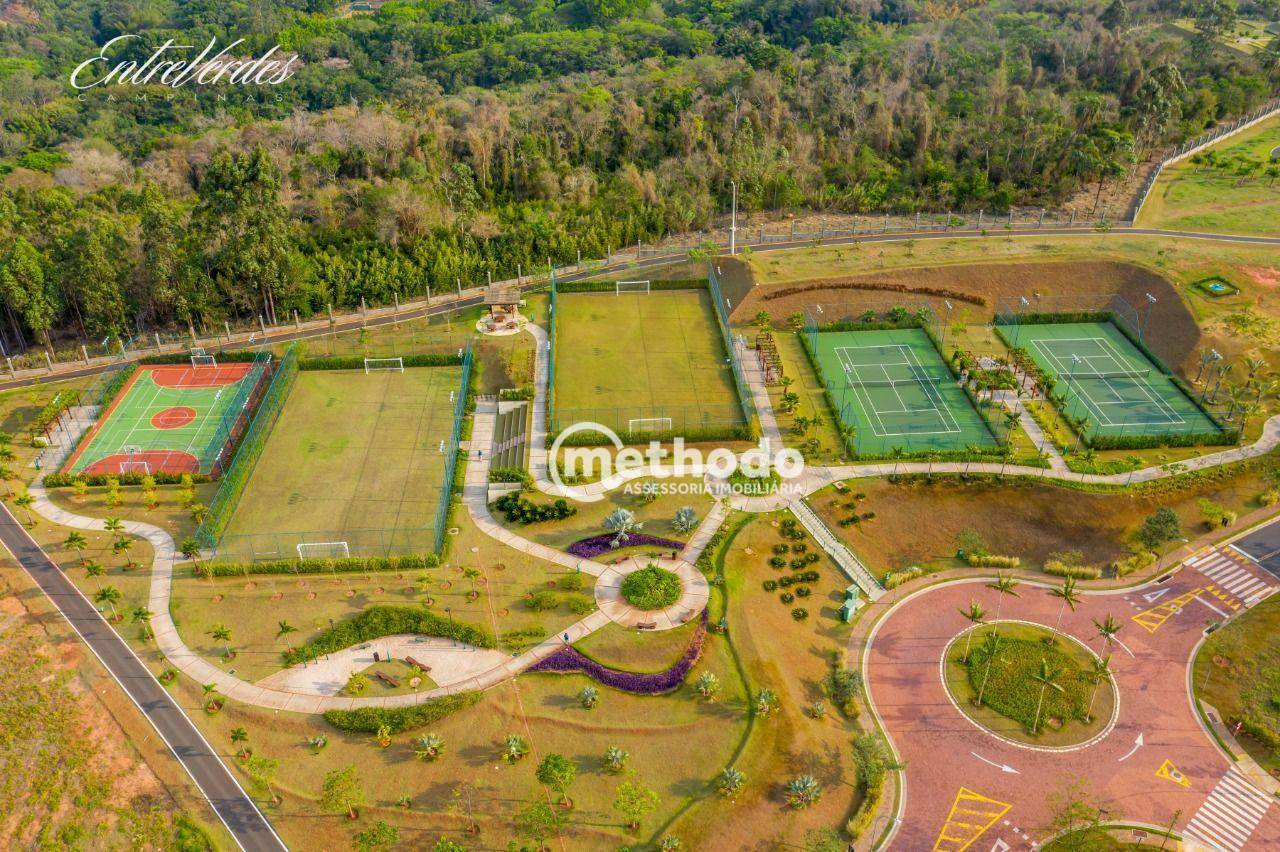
(1031, 336), (1183, 428)
(833, 344), (959, 437)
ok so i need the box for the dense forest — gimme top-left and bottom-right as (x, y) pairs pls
(0, 0), (1277, 353)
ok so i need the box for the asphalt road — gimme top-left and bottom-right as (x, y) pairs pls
(0, 504), (287, 852)
(1232, 517), (1280, 578)
(4, 225), (1278, 395)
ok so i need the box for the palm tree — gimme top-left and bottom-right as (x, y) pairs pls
(1030, 659), (1065, 734)
(1085, 655), (1112, 721)
(1048, 577), (1082, 641)
(64, 531), (88, 566)
(230, 727), (249, 749)
(672, 506), (699, 534)
(112, 536), (133, 568)
(986, 572), (1019, 632)
(84, 560), (105, 591)
(179, 537), (204, 578)
(414, 733), (445, 761)
(1072, 417), (1091, 454)
(1001, 409), (1021, 446)
(958, 600), (987, 662)
(103, 516), (124, 535)
(603, 508), (642, 547)
(975, 632), (1001, 706)
(0, 464), (15, 498)
(131, 606), (154, 639)
(890, 446), (906, 480)
(924, 451), (940, 480)
(95, 585), (122, 621)
(277, 620), (297, 654)
(1092, 614), (1122, 656)
(13, 492), (35, 526)
(210, 624), (233, 657)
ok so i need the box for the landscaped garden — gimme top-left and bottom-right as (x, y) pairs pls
(620, 564), (681, 610)
(944, 622), (1116, 748)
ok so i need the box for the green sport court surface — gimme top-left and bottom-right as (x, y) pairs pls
(64, 363), (267, 476)
(1005, 321), (1221, 439)
(218, 367), (460, 560)
(552, 289), (745, 437)
(810, 328), (997, 454)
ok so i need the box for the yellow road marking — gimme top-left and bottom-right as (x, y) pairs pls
(1132, 588), (1202, 633)
(933, 786), (1012, 851)
(1157, 759), (1191, 788)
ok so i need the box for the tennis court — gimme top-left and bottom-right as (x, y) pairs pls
(809, 328), (997, 454)
(63, 362), (269, 476)
(1012, 322), (1220, 439)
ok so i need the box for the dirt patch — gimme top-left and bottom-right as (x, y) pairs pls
(816, 469), (1273, 574)
(1241, 266), (1280, 288)
(730, 260), (1203, 373)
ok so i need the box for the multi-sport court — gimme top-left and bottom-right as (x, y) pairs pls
(217, 366), (459, 560)
(1007, 321), (1221, 439)
(808, 328), (997, 454)
(64, 362), (267, 476)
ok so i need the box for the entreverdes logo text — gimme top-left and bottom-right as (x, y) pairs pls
(70, 35), (301, 91)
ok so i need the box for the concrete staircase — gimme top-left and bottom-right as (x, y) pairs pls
(790, 499), (884, 601)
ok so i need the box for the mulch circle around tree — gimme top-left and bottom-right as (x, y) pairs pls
(307, 592), (316, 600)
(497, 608), (509, 616)
(375, 587), (385, 595)
(440, 581), (451, 589)
(244, 582), (256, 591)
(271, 592), (283, 601)
(212, 594), (223, 603)
(346, 589), (355, 598)
(493, 563), (506, 572)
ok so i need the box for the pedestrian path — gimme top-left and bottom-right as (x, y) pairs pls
(790, 499), (883, 600)
(1183, 764), (1273, 852)
(1185, 548), (1275, 609)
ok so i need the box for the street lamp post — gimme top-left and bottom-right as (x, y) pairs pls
(729, 180), (738, 256)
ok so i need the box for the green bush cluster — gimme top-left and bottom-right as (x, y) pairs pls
(283, 605), (494, 666)
(883, 567), (923, 589)
(620, 565), (682, 610)
(492, 492), (575, 524)
(44, 471), (211, 488)
(964, 635), (1092, 730)
(140, 350), (263, 365)
(204, 554), (438, 577)
(1043, 560), (1102, 580)
(323, 693), (480, 734)
(488, 467), (533, 490)
(964, 553), (1021, 569)
(498, 386), (534, 400)
(298, 353), (464, 371)
(1111, 550), (1155, 578)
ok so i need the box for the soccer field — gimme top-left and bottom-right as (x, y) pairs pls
(809, 328), (997, 455)
(1004, 321), (1222, 440)
(552, 288), (745, 439)
(218, 367), (460, 560)
(64, 362), (268, 476)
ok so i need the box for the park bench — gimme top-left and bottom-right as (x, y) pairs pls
(404, 656), (431, 673)
(375, 671), (400, 688)
(636, 621), (657, 630)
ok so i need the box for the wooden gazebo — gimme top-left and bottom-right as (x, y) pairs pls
(484, 284), (521, 322)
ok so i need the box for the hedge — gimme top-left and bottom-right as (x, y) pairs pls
(44, 471), (212, 487)
(282, 605), (494, 667)
(883, 567), (923, 589)
(488, 466), (533, 489)
(554, 278), (705, 293)
(298, 352), (464, 371)
(204, 554), (438, 577)
(964, 553), (1021, 569)
(1112, 550), (1156, 577)
(140, 350), (264, 365)
(1043, 560), (1102, 580)
(762, 280), (986, 306)
(323, 692), (480, 734)
(552, 423), (755, 446)
(844, 776), (884, 840)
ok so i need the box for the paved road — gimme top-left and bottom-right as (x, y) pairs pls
(0, 504), (287, 852)
(864, 550), (1280, 851)
(1231, 518), (1280, 578)
(4, 225), (1278, 396)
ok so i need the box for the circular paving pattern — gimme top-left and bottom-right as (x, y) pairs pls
(594, 555), (710, 630)
(151, 405), (197, 429)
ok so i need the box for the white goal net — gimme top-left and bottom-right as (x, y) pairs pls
(364, 357), (405, 373)
(296, 541), (350, 560)
(616, 279), (651, 294)
(120, 447), (150, 475)
(191, 353), (217, 368)
(628, 417), (673, 435)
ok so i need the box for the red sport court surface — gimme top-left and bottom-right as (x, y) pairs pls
(64, 362), (267, 476)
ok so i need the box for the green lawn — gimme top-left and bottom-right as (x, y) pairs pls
(219, 367), (460, 560)
(552, 288), (745, 440)
(1137, 115), (1280, 236)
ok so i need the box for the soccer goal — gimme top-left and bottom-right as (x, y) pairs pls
(628, 417), (673, 436)
(191, 353), (217, 368)
(615, 279), (651, 294)
(296, 541), (350, 560)
(364, 357), (405, 373)
(120, 447), (150, 475)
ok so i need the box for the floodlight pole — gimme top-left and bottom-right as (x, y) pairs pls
(1141, 292), (1157, 340)
(729, 180), (738, 256)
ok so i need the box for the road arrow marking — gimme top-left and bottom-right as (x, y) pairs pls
(1143, 588), (1169, 603)
(971, 752), (1019, 774)
(1118, 732), (1144, 762)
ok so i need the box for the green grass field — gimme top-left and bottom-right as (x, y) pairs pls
(65, 363), (267, 476)
(552, 288), (745, 439)
(1137, 115), (1280, 236)
(1000, 321), (1221, 440)
(808, 327), (997, 454)
(218, 367), (460, 560)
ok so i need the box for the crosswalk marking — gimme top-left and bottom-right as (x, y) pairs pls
(1186, 550), (1274, 610)
(1183, 765), (1273, 852)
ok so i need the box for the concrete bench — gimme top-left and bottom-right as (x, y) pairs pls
(637, 621), (657, 630)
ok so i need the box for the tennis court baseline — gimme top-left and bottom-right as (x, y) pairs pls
(1013, 322), (1220, 438)
(809, 328), (997, 454)
(64, 363), (268, 476)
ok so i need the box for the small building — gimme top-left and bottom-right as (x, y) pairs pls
(484, 284), (522, 322)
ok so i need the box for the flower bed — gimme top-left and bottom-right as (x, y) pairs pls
(621, 564), (682, 610)
(525, 610), (707, 694)
(565, 533), (684, 559)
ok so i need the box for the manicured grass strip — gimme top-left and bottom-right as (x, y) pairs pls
(963, 627), (1093, 732)
(323, 692), (481, 734)
(202, 554), (439, 577)
(282, 606), (494, 667)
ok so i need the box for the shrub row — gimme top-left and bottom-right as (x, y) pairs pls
(493, 492), (575, 524)
(761, 280), (986, 306)
(284, 605), (493, 667)
(554, 278), (705, 293)
(204, 554), (438, 577)
(488, 466), (533, 489)
(883, 567), (923, 589)
(552, 423), (755, 446)
(498, 386), (534, 400)
(44, 471), (212, 488)
(298, 353), (464, 371)
(139, 350), (265, 365)
(323, 693), (480, 734)
(964, 553), (1021, 569)
(525, 611), (707, 691)
(1112, 550), (1156, 578)
(566, 533), (684, 559)
(1043, 560), (1102, 580)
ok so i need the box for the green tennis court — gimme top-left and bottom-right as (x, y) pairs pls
(809, 328), (997, 454)
(1006, 321), (1221, 440)
(64, 363), (268, 476)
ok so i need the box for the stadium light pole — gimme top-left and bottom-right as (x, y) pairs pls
(1140, 292), (1157, 340)
(729, 180), (738, 256)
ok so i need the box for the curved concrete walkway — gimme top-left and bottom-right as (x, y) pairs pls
(593, 555), (711, 630)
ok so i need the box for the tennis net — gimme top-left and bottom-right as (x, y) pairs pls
(840, 373), (956, 389)
(1062, 368), (1151, 382)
